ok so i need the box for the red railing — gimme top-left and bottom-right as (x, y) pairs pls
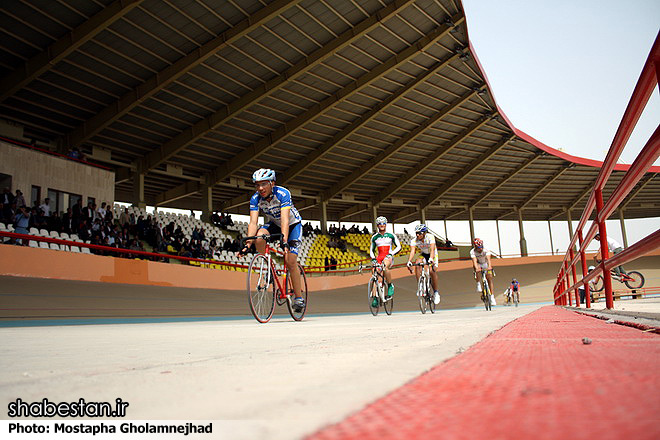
(553, 33), (660, 309)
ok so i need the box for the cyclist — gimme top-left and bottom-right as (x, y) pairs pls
(406, 224), (440, 304)
(510, 278), (520, 303)
(369, 216), (401, 307)
(470, 238), (495, 304)
(594, 233), (627, 278)
(241, 168), (305, 312)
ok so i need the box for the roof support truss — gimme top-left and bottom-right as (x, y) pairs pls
(0, 0), (143, 103)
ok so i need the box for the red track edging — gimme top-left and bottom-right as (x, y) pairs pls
(308, 306), (660, 440)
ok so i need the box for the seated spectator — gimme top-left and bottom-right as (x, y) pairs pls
(445, 237), (453, 247)
(223, 238), (232, 251)
(48, 211), (62, 232)
(362, 226), (369, 234)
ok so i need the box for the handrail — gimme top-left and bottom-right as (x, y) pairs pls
(554, 32), (660, 309)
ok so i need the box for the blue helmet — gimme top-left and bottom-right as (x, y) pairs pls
(252, 168), (275, 182)
(415, 224), (428, 233)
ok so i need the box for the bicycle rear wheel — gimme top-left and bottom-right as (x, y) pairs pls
(417, 276), (427, 314)
(247, 254), (276, 323)
(624, 271), (644, 289)
(286, 263), (308, 321)
(368, 278), (379, 316)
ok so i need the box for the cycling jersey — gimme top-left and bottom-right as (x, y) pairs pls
(411, 234), (437, 263)
(470, 247), (491, 268)
(249, 185), (301, 227)
(511, 281), (520, 292)
(370, 232), (401, 263)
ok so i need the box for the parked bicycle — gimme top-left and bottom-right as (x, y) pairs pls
(243, 234), (308, 323)
(411, 262), (435, 314)
(360, 261), (393, 316)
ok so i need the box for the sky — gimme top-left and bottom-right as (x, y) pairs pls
(150, 1), (659, 258)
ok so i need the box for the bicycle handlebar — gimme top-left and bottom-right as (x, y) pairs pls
(240, 234), (283, 247)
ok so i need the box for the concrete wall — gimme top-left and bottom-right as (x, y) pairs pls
(1, 244), (658, 319)
(0, 141), (114, 209)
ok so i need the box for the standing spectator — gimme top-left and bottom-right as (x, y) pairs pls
(324, 256), (329, 272)
(97, 202), (107, 221)
(13, 206), (30, 245)
(119, 208), (130, 228)
(39, 198), (51, 217)
(62, 208), (74, 233)
(14, 190), (25, 208)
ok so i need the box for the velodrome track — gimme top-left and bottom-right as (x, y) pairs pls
(1, 255), (658, 439)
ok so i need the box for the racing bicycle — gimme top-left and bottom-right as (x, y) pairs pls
(475, 269), (495, 311)
(360, 261), (393, 316)
(410, 261), (435, 314)
(242, 234), (308, 323)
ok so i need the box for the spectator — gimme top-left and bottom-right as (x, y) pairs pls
(330, 256), (338, 270)
(39, 198), (51, 217)
(223, 238), (232, 251)
(362, 226), (369, 234)
(13, 206), (30, 245)
(324, 256), (329, 272)
(48, 211), (62, 232)
(119, 208), (130, 228)
(68, 147), (81, 160)
(14, 190), (25, 208)
(445, 238), (453, 247)
(97, 202), (107, 221)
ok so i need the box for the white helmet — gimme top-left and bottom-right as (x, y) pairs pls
(375, 216), (387, 225)
(587, 266), (595, 272)
(252, 168), (275, 182)
(414, 224), (428, 233)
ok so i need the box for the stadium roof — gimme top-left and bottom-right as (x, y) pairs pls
(1, 0), (658, 223)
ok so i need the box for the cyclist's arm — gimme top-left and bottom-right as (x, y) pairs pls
(407, 245), (416, 264)
(245, 210), (260, 247)
(280, 206), (290, 244)
(390, 233), (401, 256)
(369, 235), (376, 260)
(486, 253), (492, 270)
(471, 256), (479, 272)
(430, 240), (438, 267)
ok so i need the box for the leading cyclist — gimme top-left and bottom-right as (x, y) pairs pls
(470, 238), (495, 304)
(241, 168), (305, 312)
(369, 216), (401, 307)
(406, 224), (440, 304)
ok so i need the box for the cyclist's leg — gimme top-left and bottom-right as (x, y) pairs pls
(254, 224), (272, 254)
(485, 269), (495, 296)
(612, 248), (627, 275)
(383, 255), (394, 296)
(286, 223), (303, 300)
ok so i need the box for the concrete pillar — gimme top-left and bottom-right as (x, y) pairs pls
(201, 185), (213, 223)
(496, 219), (502, 257)
(548, 220), (555, 255)
(518, 209), (528, 257)
(619, 209), (628, 248)
(444, 219), (448, 240)
(468, 207), (475, 243)
(567, 209), (576, 252)
(321, 200), (328, 234)
(372, 205), (377, 232)
(420, 207), (426, 224)
(132, 170), (145, 209)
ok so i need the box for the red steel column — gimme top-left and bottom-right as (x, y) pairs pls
(570, 248), (579, 307)
(595, 189), (614, 309)
(564, 261), (573, 306)
(578, 230), (591, 308)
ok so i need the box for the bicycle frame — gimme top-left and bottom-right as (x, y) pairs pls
(259, 243), (289, 302)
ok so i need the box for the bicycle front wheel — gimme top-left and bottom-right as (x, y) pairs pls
(592, 275), (604, 292)
(368, 278), (379, 316)
(247, 254), (276, 323)
(428, 285), (436, 314)
(417, 277), (427, 314)
(286, 263), (308, 321)
(384, 289), (393, 315)
(624, 271), (644, 289)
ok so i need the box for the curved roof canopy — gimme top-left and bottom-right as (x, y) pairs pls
(1, 0), (658, 222)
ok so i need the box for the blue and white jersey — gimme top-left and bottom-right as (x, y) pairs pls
(249, 185), (301, 227)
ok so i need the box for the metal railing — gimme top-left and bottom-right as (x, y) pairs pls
(553, 33), (660, 309)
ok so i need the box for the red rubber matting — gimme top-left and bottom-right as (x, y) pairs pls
(309, 306), (660, 440)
